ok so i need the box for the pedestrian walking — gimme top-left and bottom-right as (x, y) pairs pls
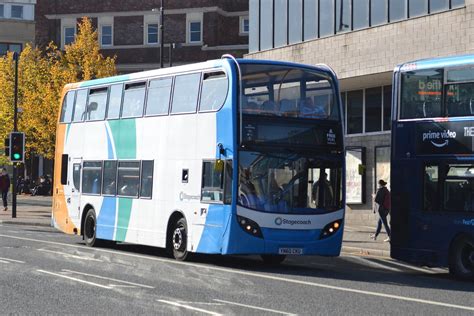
(0, 168), (11, 212)
(370, 179), (391, 242)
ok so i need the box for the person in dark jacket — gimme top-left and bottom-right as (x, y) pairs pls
(0, 168), (11, 212)
(370, 179), (391, 242)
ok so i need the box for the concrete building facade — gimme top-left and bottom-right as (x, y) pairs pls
(35, 0), (249, 72)
(246, 0), (473, 222)
(0, 0), (36, 55)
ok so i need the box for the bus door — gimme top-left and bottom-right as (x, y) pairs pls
(65, 158), (82, 220)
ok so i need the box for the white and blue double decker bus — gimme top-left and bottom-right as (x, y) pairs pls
(53, 57), (345, 263)
(391, 55), (474, 279)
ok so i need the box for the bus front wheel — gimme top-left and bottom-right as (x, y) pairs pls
(83, 208), (99, 247)
(170, 217), (190, 261)
(449, 235), (474, 280)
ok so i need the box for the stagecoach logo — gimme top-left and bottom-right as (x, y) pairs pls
(422, 129), (457, 148)
(274, 217), (312, 226)
(327, 129), (336, 145)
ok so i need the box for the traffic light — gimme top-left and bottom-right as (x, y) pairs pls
(9, 132), (25, 162)
(4, 138), (9, 157)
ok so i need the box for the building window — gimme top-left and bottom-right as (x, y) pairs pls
(0, 4), (4, 18)
(260, 0), (274, 49)
(336, 0), (351, 33)
(274, 0), (288, 47)
(389, 0), (407, 22)
(347, 90), (363, 134)
(240, 16), (249, 34)
(289, 0), (303, 43)
(371, 0), (388, 26)
(188, 21), (202, 43)
(365, 87), (382, 133)
(101, 25), (113, 46)
(344, 85), (392, 135)
(64, 27), (76, 46)
(11, 5), (23, 19)
(320, 0), (335, 37)
(147, 23), (158, 44)
(249, 0), (260, 52)
(304, 0), (318, 41)
(383, 86), (392, 131)
(451, 0), (465, 8)
(430, 0), (449, 12)
(353, 0), (369, 30)
(409, 0), (428, 17)
(0, 43), (22, 56)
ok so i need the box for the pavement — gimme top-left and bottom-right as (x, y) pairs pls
(0, 195), (390, 258)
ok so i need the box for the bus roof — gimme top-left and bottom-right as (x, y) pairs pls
(396, 54), (474, 73)
(65, 58), (336, 90)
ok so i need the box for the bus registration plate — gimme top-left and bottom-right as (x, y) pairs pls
(278, 248), (303, 255)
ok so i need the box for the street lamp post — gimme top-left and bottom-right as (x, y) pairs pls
(12, 52), (19, 219)
(160, 0), (164, 68)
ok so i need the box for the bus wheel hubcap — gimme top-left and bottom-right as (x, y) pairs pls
(173, 228), (183, 250)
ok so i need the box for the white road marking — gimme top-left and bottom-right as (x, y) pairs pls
(37, 269), (113, 289)
(214, 299), (297, 316)
(0, 257), (25, 263)
(61, 269), (154, 289)
(0, 259), (10, 264)
(3, 234), (473, 312)
(346, 256), (403, 272)
(38, 248), (103, 262)
(158, 299), (222, 315)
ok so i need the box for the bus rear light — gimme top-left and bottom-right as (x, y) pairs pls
(237, 215), (263, 238)
(320, 220), (342, 239)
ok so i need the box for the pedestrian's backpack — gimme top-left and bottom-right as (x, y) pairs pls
(383, 189), (391, 210)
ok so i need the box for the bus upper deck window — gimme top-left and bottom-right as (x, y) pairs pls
(87, 87), (108, 121)
(171, 73), (201, 114)
(60, 91), (76, 123)
(107, 84), (123, 119)
(72, 89), (88, 122)
(199, 71), (228, 112)
(400, 69), (443, 119)
(122, 82), (146, 118)
(145, 77), (172, 116)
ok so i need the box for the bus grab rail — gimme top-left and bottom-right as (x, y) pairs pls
(221, 54), (243, 146)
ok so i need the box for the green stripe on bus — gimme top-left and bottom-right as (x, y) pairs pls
(108, 119), (136, 159)
(115, 198), (133, 242)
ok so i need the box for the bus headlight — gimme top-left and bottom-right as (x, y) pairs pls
(237, 215), (263, 238)
(320, 220), (342, 239)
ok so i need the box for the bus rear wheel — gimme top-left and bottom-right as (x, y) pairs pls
(449, 236), (474, 280)
(170, 217), (190, 261)
(261, 255), (286, 266)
